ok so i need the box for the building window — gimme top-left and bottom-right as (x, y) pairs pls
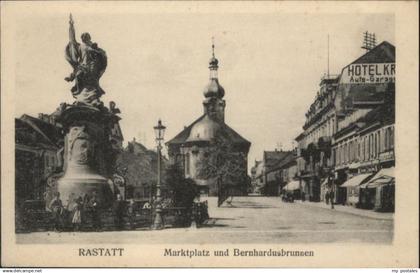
(343, 144), (346, 164)
(338, 146), (341, 165)
(374, 134), (377, 158)
(346, 142), (350, 163)
(364, 136), (368, 161)
(185, 153), (190, 175)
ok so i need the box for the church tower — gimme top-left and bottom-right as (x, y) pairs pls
(203, 40), (226, 123)
(166, 39), (251, 196)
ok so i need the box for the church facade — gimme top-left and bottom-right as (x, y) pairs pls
(166, 44), (251, 196)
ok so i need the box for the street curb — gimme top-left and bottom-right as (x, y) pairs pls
(294, 201), (394, 221)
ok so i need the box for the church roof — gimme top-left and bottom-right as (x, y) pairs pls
(186, 114), (221, 142)
(166, 114), (251, 146)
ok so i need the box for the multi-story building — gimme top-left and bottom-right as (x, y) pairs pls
(295, 40), (395, 203)
(268, 151), (299, 196)
(116, 138), (168, 200)
(15, 114), (63, 203)
(331, 41), (395, 209)
(295, 75), (340, 201)
(260, 150), (291, 196)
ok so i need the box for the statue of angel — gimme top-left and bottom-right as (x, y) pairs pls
(65, 14), (107, 107)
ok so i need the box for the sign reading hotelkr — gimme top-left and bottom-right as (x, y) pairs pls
(341, 63), (395, 84)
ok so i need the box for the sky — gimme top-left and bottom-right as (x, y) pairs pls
(13, 11), (394, 171)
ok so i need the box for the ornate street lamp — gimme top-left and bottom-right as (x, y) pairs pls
(152, 119), (166, 230)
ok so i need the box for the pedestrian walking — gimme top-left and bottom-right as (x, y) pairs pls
(71, 197), (83, 231)
(81, 193), (90, 226)
(49, 192), (64, 232)
(89, 192), (102, 231)
(127, 199), (136, 230)
(113, 194), (125, 230)
(329, 189), (335, 209)
(325, 191), (330, 205)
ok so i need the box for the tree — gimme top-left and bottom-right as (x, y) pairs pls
(165, 163), (198, 208)
(196, 132), (248, 206)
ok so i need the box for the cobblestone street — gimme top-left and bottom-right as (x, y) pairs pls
(16, 196), (393, 244)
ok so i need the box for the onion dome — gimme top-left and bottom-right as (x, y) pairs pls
(186, 115), (220, 142)
(209, 56), (219, 68)
(203, 78), (225, 98)
(203, 38), (225, 98)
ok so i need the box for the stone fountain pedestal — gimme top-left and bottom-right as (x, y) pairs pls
(56, 104), (119, 209)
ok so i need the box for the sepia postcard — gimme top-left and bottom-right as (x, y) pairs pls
(1, 1), (418, 268)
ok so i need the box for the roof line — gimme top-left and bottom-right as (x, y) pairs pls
(20, 115), (58, 148)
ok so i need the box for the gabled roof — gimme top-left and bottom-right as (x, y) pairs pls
(166, 114), (251, 146)
(268, 152), (297, 173)
(263, 150), (290, 168)
(351, 41), (395, 64)
(15, 118), (59, 150)
(166, 115), (206, 145)
(128, 139), (149, 153)
(18, 114), (63, 148)
(220, 122), (251, 145)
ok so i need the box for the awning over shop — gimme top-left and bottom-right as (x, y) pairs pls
(371, 167), (394, 181)
(284, 180), (300, 191)
(360, 167), (395, 189)
(340, 173), (373, 188)
(365, 177), (395, 188)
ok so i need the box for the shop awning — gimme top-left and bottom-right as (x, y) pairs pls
(370, 167), (394, 181)
(284, 180), (300, 191)
(340, 173), (373, 188)
(365, 177), (395, 188)
(360, 167), (395, 189)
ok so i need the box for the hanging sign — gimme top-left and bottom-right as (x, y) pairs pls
(341, 63), (395, 84)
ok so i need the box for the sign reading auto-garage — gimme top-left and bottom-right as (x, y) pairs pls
(341, 63), (395, 84)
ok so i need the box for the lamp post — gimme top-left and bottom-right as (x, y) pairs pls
(152, 119), (166, 230)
